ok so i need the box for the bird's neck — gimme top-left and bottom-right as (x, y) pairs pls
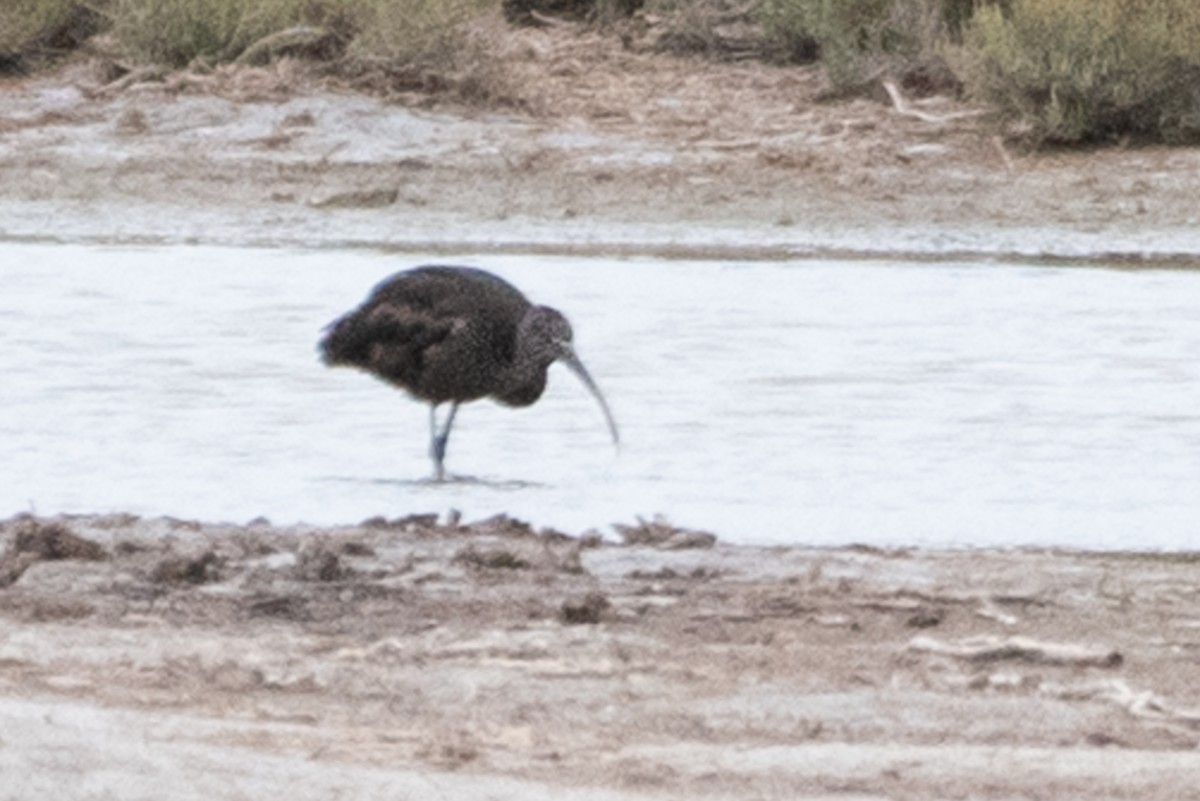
(494, 369), (547, 407)
(494, 327), (552, 407)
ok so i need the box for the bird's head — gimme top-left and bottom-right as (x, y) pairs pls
(523, 306), (575, 365)
(522, 305), (619, 446)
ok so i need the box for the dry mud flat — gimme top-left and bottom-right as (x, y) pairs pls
(5, 25), (1200, 800)
(1, 514), (1199, 800)
(4, 30), (1200, 259)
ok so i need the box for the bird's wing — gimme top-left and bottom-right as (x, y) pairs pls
(320, 295), (458, 377)
(371, 267), (525, 362)
(320, 266), (530, 401)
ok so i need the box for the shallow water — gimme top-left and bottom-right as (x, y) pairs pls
(2, 243), (1198, 549)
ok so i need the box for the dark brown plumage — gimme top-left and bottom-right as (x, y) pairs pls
(320, 265), (618, 480)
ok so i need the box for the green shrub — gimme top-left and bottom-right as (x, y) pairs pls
(941, 0), (1011, 36)
(347, 0), (493, 64)
(108, 0), (495, 69)
(340, 0), (513, 104)
(951, 0), (1200, 143)
(758, 0), (988, 88)
(111, 0), (322, 65)
(760, 0), (895, 82)
(0, 0), (80, 59)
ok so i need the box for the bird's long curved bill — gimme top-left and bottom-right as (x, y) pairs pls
(561, 350), (620, 446)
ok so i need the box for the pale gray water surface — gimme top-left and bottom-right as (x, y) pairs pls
(2, 244), (1199, 548)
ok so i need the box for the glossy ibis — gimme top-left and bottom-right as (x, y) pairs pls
(320, 265), (619, 480)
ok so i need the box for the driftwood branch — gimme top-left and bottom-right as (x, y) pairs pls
(991, 135), (1016, 172)
(1042, 679), (1200, 728)
(529, 9), (576, 28)
(882, 79), (989, 125)
(234, 26), (334, 66)
(95, 65), (167, 96)
(908, 634), (1122, 668)
(614, 515), (717, 550)
(973, 601), (1019, 626)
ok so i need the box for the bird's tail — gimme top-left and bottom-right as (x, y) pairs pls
(318, 314), (367, 367)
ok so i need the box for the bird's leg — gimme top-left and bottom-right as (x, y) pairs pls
(428, 404), (445, 480)
(428, 402), (460, 481)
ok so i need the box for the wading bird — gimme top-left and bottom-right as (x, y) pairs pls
(320, 265), (619, 480)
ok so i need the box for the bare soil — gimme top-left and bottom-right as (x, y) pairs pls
(3, 25), (1200, 260)
(1, 513), (1199, 799)
(3, 24), (1200, 799)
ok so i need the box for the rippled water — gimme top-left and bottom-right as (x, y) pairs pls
(3, 243), (1199, 549)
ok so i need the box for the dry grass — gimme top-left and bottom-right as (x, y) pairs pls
(6, 0), (1200, 144)
(346, 0), (493, 63)
(5, 0), (501, 72)
(340, 7), (527, 107)
(110, 0), (359, 66)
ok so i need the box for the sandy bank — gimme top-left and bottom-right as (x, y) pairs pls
(4, 38), (1200, 263)
(5, 26), (1200, 798)
(1, 513), (1198, 799)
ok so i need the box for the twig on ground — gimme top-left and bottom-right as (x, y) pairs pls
(991, 135), (1016, 173)
(96, 66), (167, 96)
(1041, 678), (1200, 729)
(882, 79), (988, 125)
(908, 634), (1122, 668)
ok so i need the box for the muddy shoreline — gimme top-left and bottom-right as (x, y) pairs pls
(2, 513), (1199, 799)
(5, 29), (1200, 798)
(4, 48), (1200, 264)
